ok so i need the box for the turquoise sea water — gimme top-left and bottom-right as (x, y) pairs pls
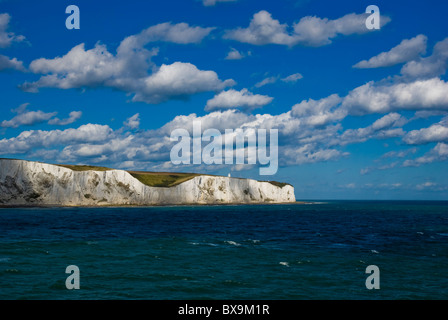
(0, 201), (447, 300)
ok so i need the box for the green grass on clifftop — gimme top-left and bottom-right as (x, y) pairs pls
(57, 164), (112, 172)
(55, 164), (199, 188)
(54, 163), (290, 188)
(128, 171), (200, 188)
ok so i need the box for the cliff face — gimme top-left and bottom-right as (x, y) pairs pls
(0, 159), (295, 206)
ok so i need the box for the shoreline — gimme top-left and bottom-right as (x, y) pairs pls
(0, 201), (309, 209)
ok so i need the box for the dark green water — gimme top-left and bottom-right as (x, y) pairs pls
(1, 201), (447, 299)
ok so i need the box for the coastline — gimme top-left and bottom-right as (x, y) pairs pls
(0, 201), (309, 209)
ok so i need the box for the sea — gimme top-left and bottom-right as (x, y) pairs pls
(0, 201), (447, 300)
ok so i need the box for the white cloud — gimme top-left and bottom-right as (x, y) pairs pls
(48, 111), (82, 126)
(61, 136), (135, 159)
(0, 54), (24, 71)
(254, 76), (279, 88)
(281, 73), (303, 82)
(403, 120), (448, 145)
(343, 78), (448, 115)
(1, 104), (58, 128)
(159, 109), (253, 135)
(283, 144), (348, 165)
(0, 124), (113, 155)
(224, 10), (390, 47)
(415, 182), (438, 190)
(381, 148), (417, 159)
(225, 47), (250, 60)
(353, 34), (427, 68)
(123, 113), (140, 129)
(21, 42), (145, 92)
(292, 12), (389, 47)
(205, 88), (273, 111)
(133, 62), (235, 104)
(132, 22), (214, 44)
(360, 161), (399, 175)
(337, 113), (406, 146)
(1, 110), (56, 128)
(20, 23), (231, 104)
(403, 143), (448, 167)
(224, 11), (297, 46)
(255, 73), (303, 87)
(401, 37), (448, 79)
(202, 0), (237, 6)
(0, 13), (25, 48)
(0, 13), (25, 73)
(291, 94), (346, 126)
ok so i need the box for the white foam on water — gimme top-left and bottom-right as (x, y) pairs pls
(225, 241), (241, 246)
(190, 242), (218, 247)
(279, 262), (289, 267)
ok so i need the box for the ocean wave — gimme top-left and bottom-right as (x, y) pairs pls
(224, 241), (241, 246)
(189, 242), (218, 247)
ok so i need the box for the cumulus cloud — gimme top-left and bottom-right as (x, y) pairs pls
(225, 47), (250, 60)
(224, 11), (297, 46)
(0, 104), (346, 169)
(0, 13), (25, 73)
(381, 148), (417, 159)
(0, 13), (25, 48)
(0, 98), (411, 173)
(342, 78), (448, 115)
(353, 34), (427, 68)
(133, 62), (235, 103)
(403, 143), (448, 167)
(282, 144), (348, 165)
(20, 42), (151, 92)
(1, 104), (57, 128)
(131, 22), (214, 44)
(224, 10), (390, 47)
(403, 119), (448, 145)
(20, 22), (232, 104)
(1, 110), (56, 128)
(123, 113), (140, 129)
(400, 37), (448, 79)
(0, 124), (113, 155)
(0, 54), (24, 71)
(291, 94), (346, 126)
(48, 111), (82, 126)
(205, 88), (273, 111)
(1, 103), (82, 129)
(337, 113), (407, 146)
(161, 109), (347, 166)
(292, 12), (390, 47)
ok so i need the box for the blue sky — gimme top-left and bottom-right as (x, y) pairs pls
(1, 0), (448, 200)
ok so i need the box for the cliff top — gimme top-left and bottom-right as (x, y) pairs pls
(0, 158), (292, 189)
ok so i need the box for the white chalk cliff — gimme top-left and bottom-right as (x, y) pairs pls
(0, 159), (295, 206)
